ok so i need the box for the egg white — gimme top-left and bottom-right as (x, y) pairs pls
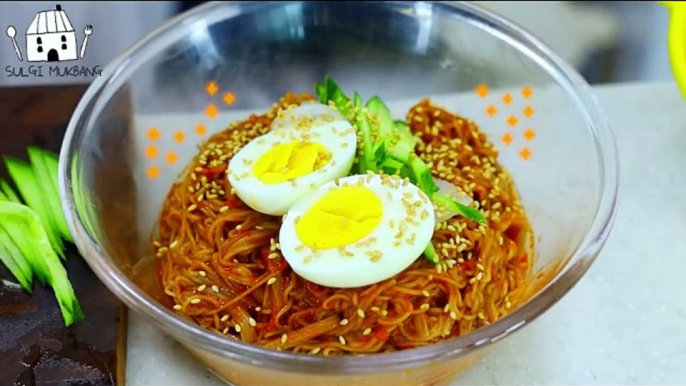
(227, 103), (357, 216)
(279, 174), (436, 288)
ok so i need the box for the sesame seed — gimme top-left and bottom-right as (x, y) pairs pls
(198, 270), (207, 277)
(268, 253), (279, 259)
(281, 334), (288, 344)
(339, 336), (347, 345)
(420, 303), (430, 311)
(381, 310), (388, 316)
(357, 309), (366, 318)
(212, 285), (219, 293)
(235, 324), (242, 333)
(450, 311), (458, 320)
(187, 204), (197, 212)
(249, 317), (257, 327)
(443, 304), (450, 312)
(366, 250), (383, 262)
(506, 301), (512, 309)
(363, 328), (372, 336)
(173, 304), (182, 310)
(267, 278), (277, 285)
(219, 206), (229, 213)
(422, 290), (431, 297)
(221, 315), (229, 322)
(310, 347), (321, 355)
(340, 318), (349, 326)
(197, 284), (207, 292)
(476, 272), (483, 281)
(371, 306), (380, 312)
(478, 312), (486, 320)
(190, 298), (201, 304)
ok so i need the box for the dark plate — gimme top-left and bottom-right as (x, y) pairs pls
(0, 85), (127, 386)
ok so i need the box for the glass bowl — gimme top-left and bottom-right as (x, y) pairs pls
(58, 1), (619, 385)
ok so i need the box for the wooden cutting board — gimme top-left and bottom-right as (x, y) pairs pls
(0, 85), (127, 386)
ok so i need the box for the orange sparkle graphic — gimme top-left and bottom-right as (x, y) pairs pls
(485, 104), (497, 117)
(502, 132), (513, 146)
(206, 82), (219, 96)
(173, 130), (185, 144)
(146, 127), (161, 141)
(522, 86), (533, 99)
(502, 93), (513, 105)
(165, 152), (178, 165)
(206, 104), (219, 119)
(223, 92), (236, 106)
(147, 165), (160, 179)
(519, 147), (532, 160)
(523, 105), (534, 118)
(524, 128), (536, 141)
(506, 115), (519, 127)
(145, 145), (158, 159)
(195, 124), (206, 136)
(475, 84), (489, 98)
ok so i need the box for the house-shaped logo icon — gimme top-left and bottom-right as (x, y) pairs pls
(5, 4), (93, 63)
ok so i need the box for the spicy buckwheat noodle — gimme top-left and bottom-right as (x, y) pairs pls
(153, 92), (533, 355)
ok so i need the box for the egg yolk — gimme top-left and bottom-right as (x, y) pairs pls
(296, 186), (383, 250)
(252, 141), (331, 184)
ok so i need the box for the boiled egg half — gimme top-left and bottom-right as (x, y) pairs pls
(227, 103), (357, 216)
(279, 173), (436, 288)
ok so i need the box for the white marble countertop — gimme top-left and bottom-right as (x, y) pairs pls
(126, 82), (686, 385)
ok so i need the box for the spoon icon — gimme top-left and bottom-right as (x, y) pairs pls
(5, 25), (23, 61)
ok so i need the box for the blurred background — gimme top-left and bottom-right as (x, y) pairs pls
(0, 1), (673, 87)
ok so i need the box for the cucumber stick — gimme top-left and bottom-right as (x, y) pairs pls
(5, 157), (65, 259)
(0, 184), (34, 290)
(0, 227), (33, 291)
(28, 147), (73, 243)
(354, 92), (376, 173)
(0, 201), (83, 325)
(1, 180), (21, 203)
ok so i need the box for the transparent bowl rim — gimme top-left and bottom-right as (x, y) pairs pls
(58, 0), (620, 375)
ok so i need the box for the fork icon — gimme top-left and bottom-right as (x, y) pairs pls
(80, 25), (93, 59)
